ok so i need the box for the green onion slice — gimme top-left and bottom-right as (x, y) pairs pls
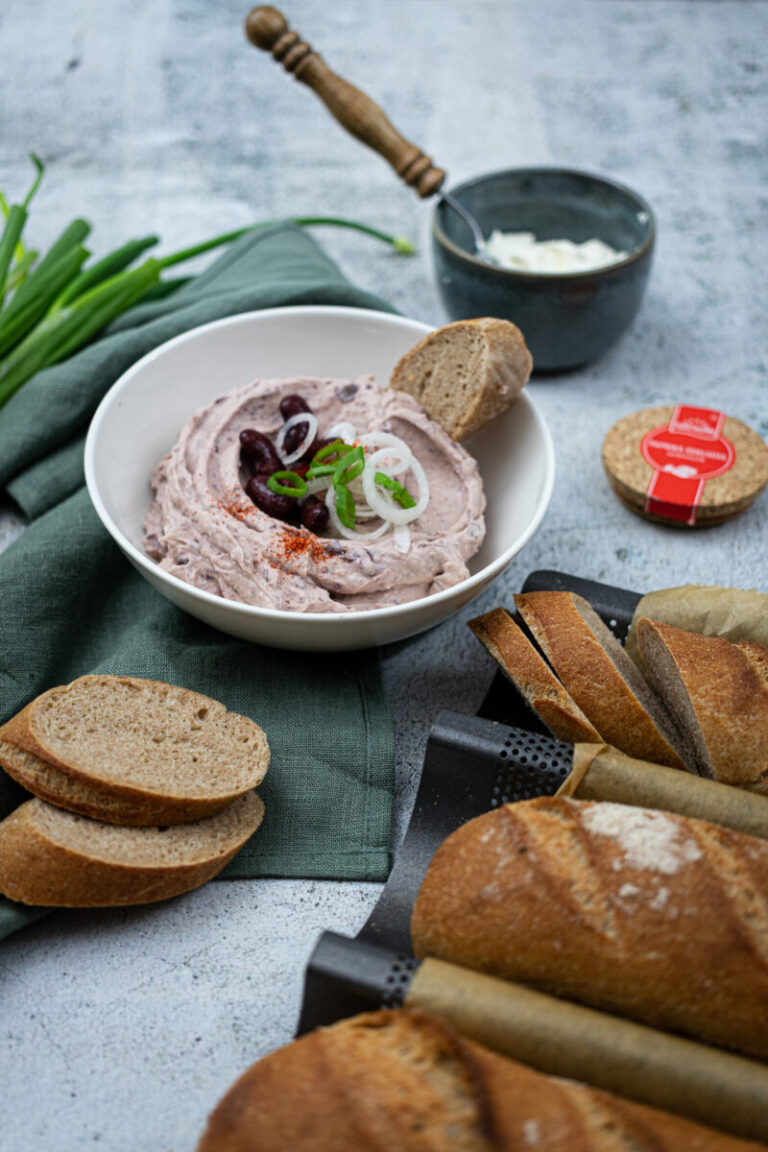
(312, 438), (349, 465)
(335, 484), (356, 529)
(374, 471), (417, 508)
(305, 462), (336, 480)
(266, 470), (308, 498)
(333, 445), (365, 487)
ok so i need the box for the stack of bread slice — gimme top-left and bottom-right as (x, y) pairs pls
(0, 674), (269, 906)
(470, 589), (768, 794)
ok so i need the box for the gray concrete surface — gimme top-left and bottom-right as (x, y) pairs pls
(1, 1), (767, 1148)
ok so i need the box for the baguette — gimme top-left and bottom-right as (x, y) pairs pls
(389, 318), (532, 441)
(197, 1008), (766, 1151)
(514, 592), (692, 771)
(0, 792), (264, 906)
(468, 607), (602, 743)
(410, 797), (768, 1061)
(0, 675), (269, 824)
(637, 618), (768, 795)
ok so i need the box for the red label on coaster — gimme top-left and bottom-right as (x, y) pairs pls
(641, 405), (735, 524)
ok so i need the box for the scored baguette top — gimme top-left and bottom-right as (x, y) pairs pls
(410, 797), (768, 1061)
(468, 606), (602, 744)
(514, 592), (692, 771)
(197, 1006), (764, 1151)
(636, 618), (768, 794)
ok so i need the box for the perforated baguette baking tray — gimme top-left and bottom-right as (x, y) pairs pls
(291, 568), (768, 1144)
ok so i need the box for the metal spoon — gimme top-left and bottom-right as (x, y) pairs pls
(245, 6), (495, 263)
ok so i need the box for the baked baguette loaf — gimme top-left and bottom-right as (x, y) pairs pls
(0, 675), (269, 825)
(637, 618), (768, 795)
(468, 607), (602, 743)
(514, 592), (692, 771)
(389, 318), (532, 441)
(0, 791), (264, 906)
(197, 1008), (765, 1151)
(410, 797), (768, 1061)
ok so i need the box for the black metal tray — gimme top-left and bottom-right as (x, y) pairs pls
(297, 569), (641, 1034)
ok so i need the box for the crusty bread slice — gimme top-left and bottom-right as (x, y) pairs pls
(0, 791), (264, 906)
(0, 738), (230, 826)
(468, 607), (602, 744)
(514, 592), (693, 772)
(637, 618), (768, 794)
(389, 318), (532, 441)
(0, 675), (269, 821)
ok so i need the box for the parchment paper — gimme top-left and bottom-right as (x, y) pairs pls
(625, 584), (768, 666)
(560, 743), (768, 841)
(407, 958), (768, 1144)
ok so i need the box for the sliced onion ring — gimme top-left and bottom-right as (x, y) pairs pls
(328, 421), (356, 443)
(325, 485), (391, 542)
(393, 524), (411, 554)
(276, 412), (318, 466)
(362, 447), (429, 526)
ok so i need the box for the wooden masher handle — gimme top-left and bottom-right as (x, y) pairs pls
(245, 6), (446, 198)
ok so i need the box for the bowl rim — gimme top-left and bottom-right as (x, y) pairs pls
(84, 304), (556, 631)
(432, 165), (656, 280)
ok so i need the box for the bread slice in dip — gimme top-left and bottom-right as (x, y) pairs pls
(389, 317), (532, 441)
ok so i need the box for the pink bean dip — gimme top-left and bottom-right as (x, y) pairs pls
(144, 375), (485, 613)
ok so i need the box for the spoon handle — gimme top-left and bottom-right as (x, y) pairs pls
(245, 6), (446, 198)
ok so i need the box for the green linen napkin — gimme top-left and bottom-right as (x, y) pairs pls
(0, 223), (397, 941)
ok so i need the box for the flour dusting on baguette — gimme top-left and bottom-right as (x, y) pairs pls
(581, 803), (703, 875)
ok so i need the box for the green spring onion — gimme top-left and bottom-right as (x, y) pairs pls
(0, 154), (416, 410)
(333, 445), (365, 487)
(374, 471), (416, 508)
(266, 471), (308, 498)
(335, 484), (356, 529)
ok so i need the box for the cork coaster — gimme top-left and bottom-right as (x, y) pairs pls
(602, 405), (768, 527)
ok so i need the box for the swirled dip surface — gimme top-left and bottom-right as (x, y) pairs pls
(144, 376), (486, 613)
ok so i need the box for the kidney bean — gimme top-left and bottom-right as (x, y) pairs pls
(239, 428), (281, 474)
(283, 419), (316, 458)
(279, 394), (312, 421)
(245, 475), (297, 521)
(300, 496), (330, 534)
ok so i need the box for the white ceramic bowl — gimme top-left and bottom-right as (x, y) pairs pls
(85, 306), (555, 651)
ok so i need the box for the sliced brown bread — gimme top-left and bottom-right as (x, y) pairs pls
(389, 317), (532, 441)
(198, 1007), (764, 1152)
(514, 592), (693, 772)
(0, 738), (214, 826)
(0, 675), (269, 823)
(468, 607), (602, 744)
(0, 791), (264, 906)
(637, 618), (768, 795)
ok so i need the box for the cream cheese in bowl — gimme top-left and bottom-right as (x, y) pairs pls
(484, 230), (627, 274)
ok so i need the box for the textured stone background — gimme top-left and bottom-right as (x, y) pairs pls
(1, 1), (767, 1149)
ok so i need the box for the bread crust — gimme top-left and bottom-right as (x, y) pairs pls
(468, 608), (601, 743)
(0, 675), (270, 817)
(514, 592), (690, 770)
(637, 619), (768, 794)
(389, 318), (532, 441)
(197, 1008), (765, 1151)
(410, 797), (768, 1061)
(0, 793), (264, 906)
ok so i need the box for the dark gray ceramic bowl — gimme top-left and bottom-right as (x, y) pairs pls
(432, 167), (655, 371)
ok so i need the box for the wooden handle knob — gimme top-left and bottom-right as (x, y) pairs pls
(245, 6), (446, 199)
